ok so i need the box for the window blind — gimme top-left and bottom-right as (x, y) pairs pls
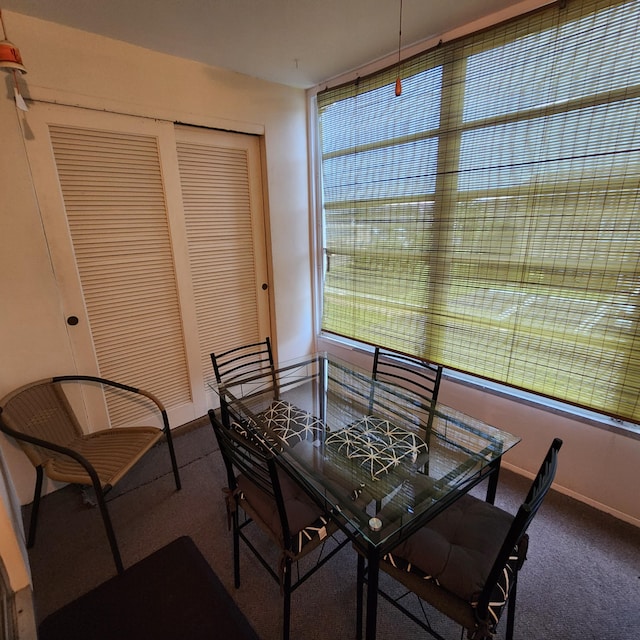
(317, 0), (640, 423)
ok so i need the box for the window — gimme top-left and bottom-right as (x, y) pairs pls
(316, 0), (640, 423)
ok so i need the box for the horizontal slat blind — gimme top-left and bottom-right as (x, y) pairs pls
(317, 0), (640, 423)
(50, 126), (192, 425)
(176, 134), (260, 381)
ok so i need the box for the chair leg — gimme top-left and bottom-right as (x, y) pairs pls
(93, 483), (124, 575)
(164, 430), (182, 491)
(505, 573), (518, 640)
(282, 557), (292, 640)
(356, 553), (365, 640)
(233, 510), (241, 589)
(27, 466), (44, 548)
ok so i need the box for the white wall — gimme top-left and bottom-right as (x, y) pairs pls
(0, 451), (37, 639)
(0, 8), (312, 619)
(438, 379), (640, 526)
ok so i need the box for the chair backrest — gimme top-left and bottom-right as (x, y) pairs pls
(0, 379), (83, 468)
(210, 338), (275, 386)
(210, 338), (277, 426)
(208, 409), (292, 549)
(475, 437), (563, 627)
(370, 346), (443, 433)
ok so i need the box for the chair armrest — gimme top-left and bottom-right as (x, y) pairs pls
(52, 375), (171, 435)
(0, 408), (103, 488)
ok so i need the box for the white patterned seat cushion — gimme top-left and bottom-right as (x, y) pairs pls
(260, 400), (324, 445)
(325, 416), (428, 479)
(231, 400), (324, 450)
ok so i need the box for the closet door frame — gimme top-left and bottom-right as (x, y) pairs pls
(175, 124), (273, 398)
(24, 103), (271, 427)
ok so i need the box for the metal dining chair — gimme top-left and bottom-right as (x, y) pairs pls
(209, 409), (349, 640)
(356, 438), (563, 640)
(210, 337), (278, 426)
(370, 346), (443, 436)
(211, 338), (325, 446)
(210, 337), (276, 388)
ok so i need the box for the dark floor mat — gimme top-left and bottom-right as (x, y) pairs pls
(38, 535), (259, 640)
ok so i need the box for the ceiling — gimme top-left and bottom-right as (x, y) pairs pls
(2, 0), (527, 88)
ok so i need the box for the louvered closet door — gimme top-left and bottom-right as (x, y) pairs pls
(175, 126), (271, 382)
(48, 124), (193, 426)
(25, 105), (273, 428)
(24, 105), (198, 428)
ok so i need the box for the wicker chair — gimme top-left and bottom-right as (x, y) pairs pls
(0, 375), (181, 574)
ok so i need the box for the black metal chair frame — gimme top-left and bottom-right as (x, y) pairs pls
(210, 337), (276, 387)
(355, 438), (563, 640)
(211, 337), (278, 426)
(371, 346), (443, 435)
(0, 375), (182, 574)
(209, 408), (349, 640)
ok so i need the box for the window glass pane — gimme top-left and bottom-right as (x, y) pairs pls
(464, 1), (640, 122)
(320, 67), (442, 153)
(459, 100), (640, 192)
(317, 0), (640, 423)
(322, 138), (439, 202)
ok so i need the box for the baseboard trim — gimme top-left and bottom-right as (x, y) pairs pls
(15, 586), (38, 640)
(502, 461), (640, 529)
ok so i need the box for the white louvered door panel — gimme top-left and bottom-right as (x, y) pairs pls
(23, 104), (199, 429)
(24, 105), (273, 428)
(48, 125), (192, 426)
(175, 126), (272, 387)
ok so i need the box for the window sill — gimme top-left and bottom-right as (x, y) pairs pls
(318, 333), (640, 442)
(447, 370), (640, 442)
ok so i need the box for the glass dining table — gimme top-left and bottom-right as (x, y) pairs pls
(211, 352), (520, 640)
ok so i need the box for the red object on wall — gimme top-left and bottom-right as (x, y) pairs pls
(0, 39), (26, 72)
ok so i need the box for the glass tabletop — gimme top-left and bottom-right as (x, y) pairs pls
(212, 352), (520, 551)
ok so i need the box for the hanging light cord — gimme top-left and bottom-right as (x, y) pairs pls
(395, 0), (403, 96)
(0, 9), (8, 40)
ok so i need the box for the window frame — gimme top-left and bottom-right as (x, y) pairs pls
(309, 0), (640, 433)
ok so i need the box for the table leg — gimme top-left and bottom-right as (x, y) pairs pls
(485, 459), (501, 504)
(356, 554), (364, 640)
(365, 546), (379, 640)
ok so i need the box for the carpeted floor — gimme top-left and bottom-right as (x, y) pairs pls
(23, 420), (640, 640)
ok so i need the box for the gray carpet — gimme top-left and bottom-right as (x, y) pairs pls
(24, 421), (640, 640)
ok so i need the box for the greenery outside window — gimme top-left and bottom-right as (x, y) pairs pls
(316, 0), (640, 424)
